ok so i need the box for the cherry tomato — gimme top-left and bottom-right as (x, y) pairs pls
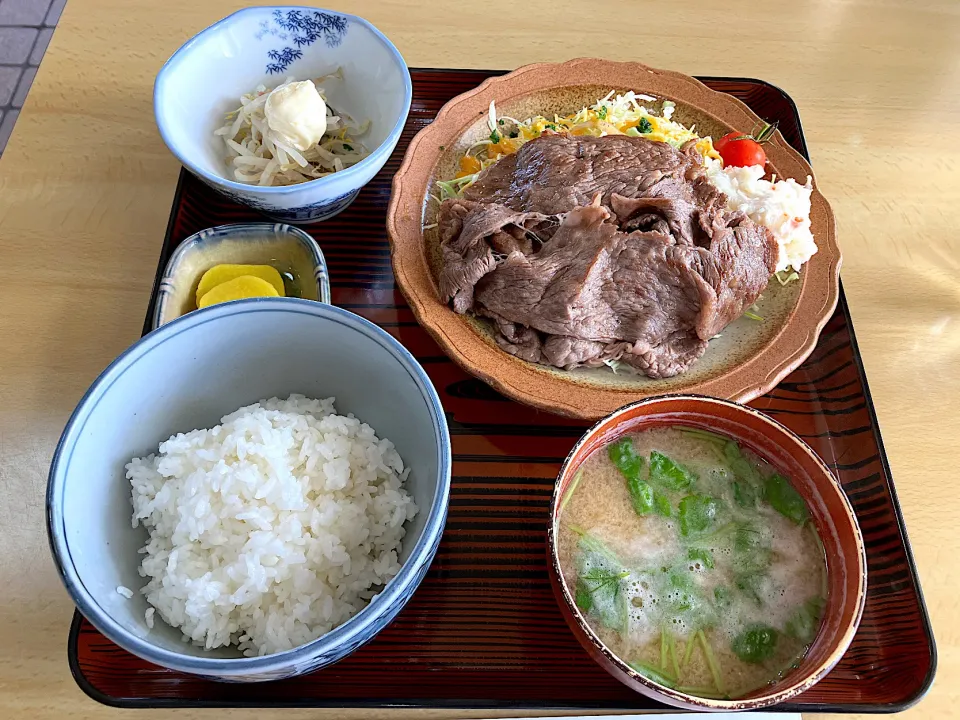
(715, 131), (767, 168)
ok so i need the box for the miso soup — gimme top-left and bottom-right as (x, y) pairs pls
(557, 427), (827, 699)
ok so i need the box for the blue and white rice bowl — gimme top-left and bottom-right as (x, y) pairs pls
(154, 7), (412, 223)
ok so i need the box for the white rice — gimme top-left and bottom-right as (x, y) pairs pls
(126, 394), (418, 657)
(116, 585), (133, 598)
(705, 158), (817, 273)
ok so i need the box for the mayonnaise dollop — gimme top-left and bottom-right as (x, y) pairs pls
(264, 80), (328, 152)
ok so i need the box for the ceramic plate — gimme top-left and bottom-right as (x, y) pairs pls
(387, 59), (840, 419)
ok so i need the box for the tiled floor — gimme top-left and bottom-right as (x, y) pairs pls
(0, 0), (65, 155)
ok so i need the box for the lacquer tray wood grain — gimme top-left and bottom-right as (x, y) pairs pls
(67, 69), (936, 712)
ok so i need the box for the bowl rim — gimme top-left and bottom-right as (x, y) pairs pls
(546, 393), (867, 710)
(46, 297), (452, 676)
(386, 58), (842, 419)
(153, 6), (413, 196)
(152, 222), (332, 329)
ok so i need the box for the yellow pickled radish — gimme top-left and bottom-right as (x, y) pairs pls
(196, 264), (285, 304)
(197, 275), (279, 308)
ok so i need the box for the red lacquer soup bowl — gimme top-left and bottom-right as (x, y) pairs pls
(546, 395), (866, 712)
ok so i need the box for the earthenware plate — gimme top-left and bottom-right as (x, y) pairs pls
(387, 59), (840, 419)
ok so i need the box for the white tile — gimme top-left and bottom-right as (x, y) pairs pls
(0, 0), (51, 25)
(29, 26), (53, 65)
(43, 0), (63, 25)
(0, 27), (37, 64)
(0, 108), (20, 153)
(12, 65), (36, 107)
(0, 66), (21, 106)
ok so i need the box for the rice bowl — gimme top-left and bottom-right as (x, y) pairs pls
(47, 298), (450, 681)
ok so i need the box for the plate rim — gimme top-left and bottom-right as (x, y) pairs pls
(387, 58), (841, 419)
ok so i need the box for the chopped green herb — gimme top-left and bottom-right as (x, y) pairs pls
(546, 123), (557, 130)
(342, 143), (353, 151)
(575, 578), (594, 613)
(735, 572), (767, 606)
(649, 451), (697, 492)
(688, 547), (715, 569)
(597, 105), (608, 120)
(734, 523), (764, 554)
(609, 439), (656, 515)
(678, 494), (719, 536)
(733, 480), (757, 508)
(785, 597), (825, 643)
(627, 477), (655, 515)
(731, 523), (771, 605)
(498, 118), (504, 125)
(580, 567), (630, 596)
(438, 145), (445, 151)
(609, 438), (644, 480)
(713, 586), (732, 609)
(724, 441), (743, 461)
(731, 625), (778, 664)
(577, 532), (621, 565)
(638, 117), (653, 133)
(764, 474), (809, 525)
(576, 534), (628, 630)
(509, 130), (519, 138)
(653, 491), (673, 518)
(489, 129), (501, 143)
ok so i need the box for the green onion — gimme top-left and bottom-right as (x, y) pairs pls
(678, 685), (727, 699)
(660, 630), (668, 670)
(682, 637), (696, 668)
(669, 635), (681, 679)
(558, 470), (583, 516)
(679, 427), (728, 446)
(629, 661), (678, 689)
(698, 630), (725, 695)
(638, 117), (653, 133)
(744, 311), (764, 322)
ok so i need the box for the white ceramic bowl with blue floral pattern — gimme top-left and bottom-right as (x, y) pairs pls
(154, 7), (412, 223)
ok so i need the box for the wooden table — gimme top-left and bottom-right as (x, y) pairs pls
(0, 0), (956, 718)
